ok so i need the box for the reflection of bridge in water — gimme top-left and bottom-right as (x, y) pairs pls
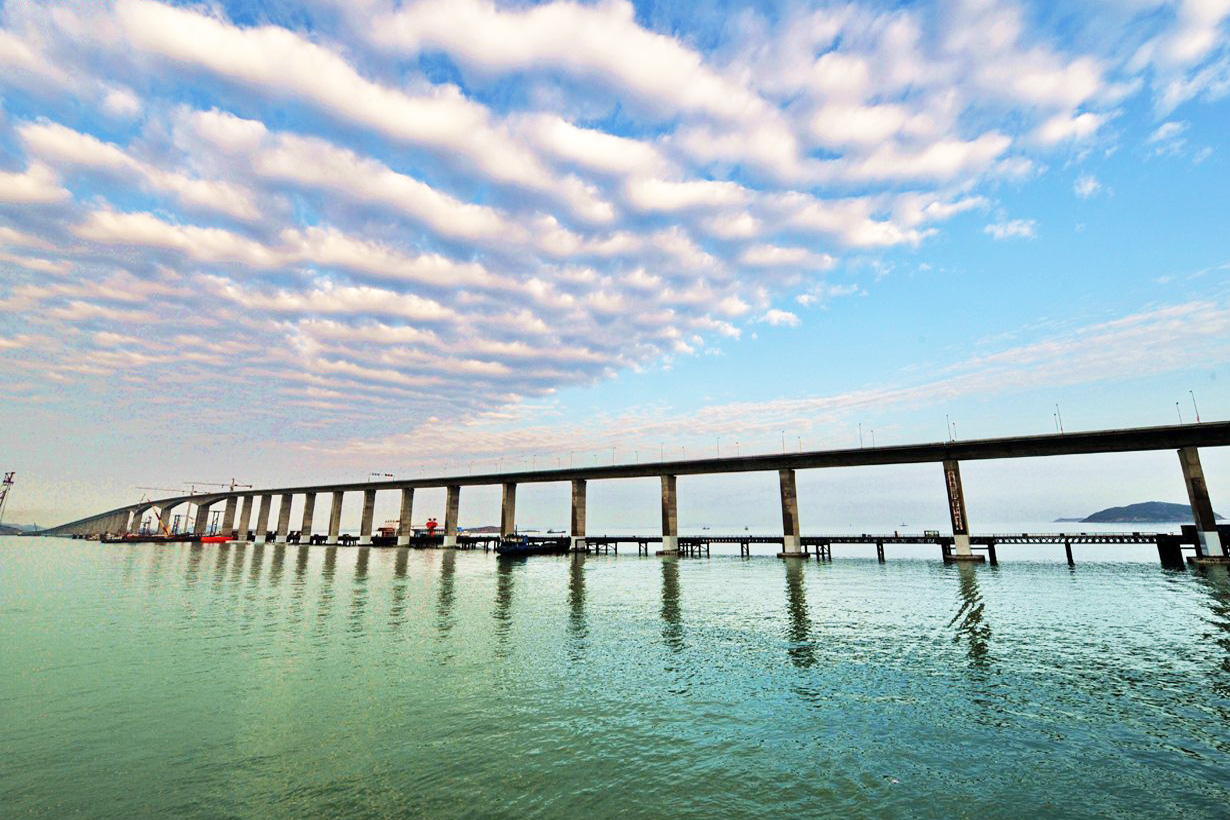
(44, 421), (1230, 568)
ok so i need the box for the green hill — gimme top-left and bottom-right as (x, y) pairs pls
(1056, 501), (1225, 524)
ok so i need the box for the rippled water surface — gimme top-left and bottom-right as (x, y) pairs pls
(3, 536), (1230, 819)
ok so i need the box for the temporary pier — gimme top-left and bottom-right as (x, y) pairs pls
(43, 421), (1230, 567)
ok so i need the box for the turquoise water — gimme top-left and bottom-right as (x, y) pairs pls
(3, 537), (1229, 819)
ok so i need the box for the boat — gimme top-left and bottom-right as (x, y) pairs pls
(101, 533), (199, 544)
(495, 534), (570, 556)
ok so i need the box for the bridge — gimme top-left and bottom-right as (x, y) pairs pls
(41, 421), (1230, 566)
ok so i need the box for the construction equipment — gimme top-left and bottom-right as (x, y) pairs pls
(183, 479), (253, 492)
(0, 472), (14, 527)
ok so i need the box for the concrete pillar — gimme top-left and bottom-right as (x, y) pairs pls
(359, 489), (376, 545)
(397, 488), (415, 546)
(571, 479), (587, 551)
(943, 459), (981, 562)
(255, 494), (272, 542)
(300, 492), (316, 544)
(237, 495), (253, 541)
(661, 474), (678, 554)
(328, 490), (343, 545)
(500, 482), (517, 537)
(276, 493), (293, 543)
(778, 468), (803, 556)
(221, 496), (238, 534)
(194, 501), (212, 534)
(443, 484), (460, 547)
(159, 503), (177, 534)
(1179, 447), (1225, 558)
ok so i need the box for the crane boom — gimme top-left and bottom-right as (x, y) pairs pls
(0, 472), (14, 528)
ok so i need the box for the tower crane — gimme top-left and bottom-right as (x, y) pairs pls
(0, 472), (15, 528)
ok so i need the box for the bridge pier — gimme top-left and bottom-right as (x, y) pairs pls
(193, 501), (212, 535)
(943, 459), (984, 563)
(158, 502), (176, 534)
(443, 484), (460, 547)
(570, 479), (587, 551)
(777, 468), (804, 558)
(397, 488), (415, 546)
(358, 489), (376, 545)
(300, 492), (316, 544)
(275, 493), (293, 543)
(1179, 447), (1227, 562)
(236, 495), (253, 542)
(326, 490), (343, 545)
(221, 496), (238, 536)
(501, 482), (517, 538)
(255, 493), (272, 543)
(659, 474), (678, 555)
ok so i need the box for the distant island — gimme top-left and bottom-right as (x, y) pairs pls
(1055, 501), (1225, 523)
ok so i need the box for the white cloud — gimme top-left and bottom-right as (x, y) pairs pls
(101, 86), (141, 118)
(1147, 120), (1190, 155)
(739, 244), (834, 269)
(20, 120), (261, 220)
(104, 0), (613, 221)
(369, 0), (773, 124)
(796, 282), (864, 307)
(1034, 111), (1105, 145)
(984, 219), (1037, 240)
(623, 177), (750, 213)
(758, 308), (800, 327)
(0, 161), (70, 203)
(1074, 174), (1102, 198)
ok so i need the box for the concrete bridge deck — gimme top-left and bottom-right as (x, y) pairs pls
(43, 421), (1230, 567)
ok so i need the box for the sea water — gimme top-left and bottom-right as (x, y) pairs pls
(3, 536), (1229, 819)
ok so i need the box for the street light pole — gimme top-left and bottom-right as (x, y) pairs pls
(1190, 390), (1201, 423)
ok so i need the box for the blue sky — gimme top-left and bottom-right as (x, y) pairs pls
(1, 0), (1229, 529)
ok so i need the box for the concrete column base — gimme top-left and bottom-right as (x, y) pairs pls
(1197, 531), (1225, 559)
(358, 535), (372, 546)
(443, 535), (457, 548)
(397, 534), (411, 546)
(945, 553), (986, 563)
(570, 536), (587, 552)
(656, 535), (678, 555)
(781, 534), (802, 554)
(1188, 555), (1230, 565)
(777, 552), (808, 559)
(952, 533), (973, 556)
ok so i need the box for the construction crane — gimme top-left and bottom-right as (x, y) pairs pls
(0, 472), (14, 527)
(182, 479), (253, 492)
